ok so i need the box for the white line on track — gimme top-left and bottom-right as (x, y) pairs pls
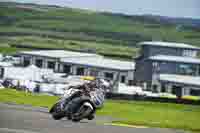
(0, 128), (40, 133)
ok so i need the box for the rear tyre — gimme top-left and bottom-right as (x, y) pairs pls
(72, 117), (81, 122)
(87, 114), (95, 120)
(67, 96), (95, 122)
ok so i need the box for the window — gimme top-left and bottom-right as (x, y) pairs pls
(177, 64), (196, 76)
(152, 62), (160, 72)
(120, 75), (126, 83)
(172, 85), (182, 98)
(57, 64), (60, 72)
(152, 85), (158, 93)
(153, 62), (158, 67)
(35, 59), (43, 68)
(190, 89), (200, 96)
(183, 50), (197, 57)
(90, 69), (99, 77)
(0, 68), (4, 78)
(76, 67), (84, 75)
(24, 57), (30, 67)
(161, 84), (166, 93)
(63, 65), (71, 74)
(199, 65), (200, 76)
(104, 72), (114, 80)
(47, 61), (55, 69)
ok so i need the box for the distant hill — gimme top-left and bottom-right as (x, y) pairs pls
(142, 15), (200, 31)
(0, 1), (199, 59)
(103, 12), (200, 29)
(142, 14), (200, 26)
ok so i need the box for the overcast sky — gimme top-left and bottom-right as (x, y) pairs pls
(11, 0), (200, 19)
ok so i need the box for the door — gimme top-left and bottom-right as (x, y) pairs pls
(24, 57), (30, 67)
(120, 75), (126, 83)
(104, 72), (114, 80)
(47, 61), (55, 70)
(35, 59), (43, 68)
(172, 85), (182, 98)
(63, 65), (71, 74)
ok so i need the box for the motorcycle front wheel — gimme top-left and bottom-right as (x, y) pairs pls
(50, 102), (65, 120)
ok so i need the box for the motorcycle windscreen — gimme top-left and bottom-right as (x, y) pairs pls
(90, 89), (105, 108)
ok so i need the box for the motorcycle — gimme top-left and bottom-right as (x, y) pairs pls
(49, 77), (110, 122)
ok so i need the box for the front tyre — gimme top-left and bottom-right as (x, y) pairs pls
(50, 103), (65, 120)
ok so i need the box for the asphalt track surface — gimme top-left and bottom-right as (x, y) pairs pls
(0, 103), (186, 133)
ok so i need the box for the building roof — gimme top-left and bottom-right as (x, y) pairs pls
(19, 50), (99, 59)
(138, 41), (200, 50)
(149, 55), (200, 64)
(159, 74), (200, 87)
(61, 57), (135, 71)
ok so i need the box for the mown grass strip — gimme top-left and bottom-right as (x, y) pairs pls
(0, 89), (200, 132)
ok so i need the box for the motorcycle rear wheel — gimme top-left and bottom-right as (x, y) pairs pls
(87, 114), (95, 120)
(67, 96), (96, 122)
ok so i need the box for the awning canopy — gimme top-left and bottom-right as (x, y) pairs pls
(149, 55), (200, 64)
(159, 74), (200, 88)
(0, 62), (13, 67)
(61, 56), (135, 71)
(4, 65), (54, 82)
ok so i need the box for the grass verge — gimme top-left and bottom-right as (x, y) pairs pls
(0, 89), (59, 108)
(0, 89), (200, 132)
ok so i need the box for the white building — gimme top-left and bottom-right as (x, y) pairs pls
(18, 50), (135, 92)
(19, 50), (100, 72)
(60, 56), (135, 85)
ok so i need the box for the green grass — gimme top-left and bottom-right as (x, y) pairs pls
(0, 46), (30, 54)
(0, 89), (59, 108)
(0, 89), (200, 132)
(182, 96), (200, 101)
(0, 35), (138, 59)
(97, 100), (200, 131)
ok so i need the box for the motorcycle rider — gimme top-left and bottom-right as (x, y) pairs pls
(55, 77), (108, 121)
(50, 77), (111, 121)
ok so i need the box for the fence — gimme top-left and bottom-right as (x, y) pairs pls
(105, 92), (200, 105)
